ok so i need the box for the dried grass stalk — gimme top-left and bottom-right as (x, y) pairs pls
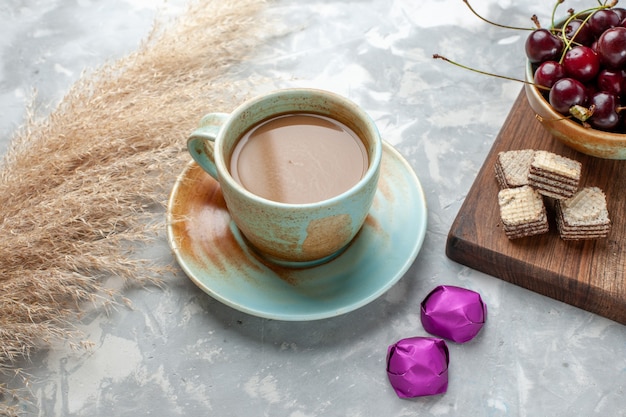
(0, 0), (267, 414)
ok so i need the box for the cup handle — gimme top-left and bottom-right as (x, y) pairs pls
(187, 112), (229, 180)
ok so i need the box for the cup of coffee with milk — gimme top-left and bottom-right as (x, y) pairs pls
(187, 88), (382, 268)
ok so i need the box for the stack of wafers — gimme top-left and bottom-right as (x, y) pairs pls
(497, 185), (549, 239)
(555, 187), (611, 240)
(493, 149), (610, 240)
(527, 150), (582, 199)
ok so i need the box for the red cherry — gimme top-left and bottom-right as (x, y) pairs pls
(525, 29), (564, 64)
(596, 26), (626, 69)
(534, 61), (565, 88)
(596, 68), (626, 96)
(564, 19), (594, 46)
(589, 91), (621, 130)
(588, 9), (621, 37)
(549, 78), (588, 115)
(563, 46), (600, 82)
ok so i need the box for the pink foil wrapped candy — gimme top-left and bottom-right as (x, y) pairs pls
(420, 285), (487, 343)
(386, 337), (449, 398)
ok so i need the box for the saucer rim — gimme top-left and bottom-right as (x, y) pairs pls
(166, 141), (427, 321)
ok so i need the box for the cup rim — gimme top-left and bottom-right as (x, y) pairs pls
(213, 88), (383, 208)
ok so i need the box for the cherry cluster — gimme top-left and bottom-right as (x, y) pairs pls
(529, 5), (626, 131)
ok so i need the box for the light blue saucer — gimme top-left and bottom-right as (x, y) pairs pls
(166, 142), (427, 321)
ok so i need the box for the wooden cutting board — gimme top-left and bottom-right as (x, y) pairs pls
(446, 89), (626, 325)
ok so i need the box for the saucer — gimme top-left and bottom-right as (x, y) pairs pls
(166, 141), (427, 321)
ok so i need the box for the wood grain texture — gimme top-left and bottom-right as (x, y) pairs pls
(446, 89), (626, 325)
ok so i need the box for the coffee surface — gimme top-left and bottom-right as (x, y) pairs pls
(230, 114), (368, 204)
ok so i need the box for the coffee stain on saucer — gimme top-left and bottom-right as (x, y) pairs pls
(169, 164), (264, 280)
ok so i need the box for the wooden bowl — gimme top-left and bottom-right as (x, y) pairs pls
(524, 61), (626, 159)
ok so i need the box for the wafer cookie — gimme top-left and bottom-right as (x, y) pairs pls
(555, 187), (610, 240)
(498, 185), (549, 239)
(528, 150), (581, 199)
(494, 149), (535, 189)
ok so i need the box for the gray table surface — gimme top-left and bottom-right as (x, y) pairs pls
(1, 0), (624, 416)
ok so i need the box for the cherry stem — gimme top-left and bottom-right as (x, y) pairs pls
(570, 104), (596, 122)
(462, 0), (534, 30)
(531, 15), (541, 29)
(432, 54), (551, 91)
(558, 8), (599, 63)
(551, 1), (568, 29)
